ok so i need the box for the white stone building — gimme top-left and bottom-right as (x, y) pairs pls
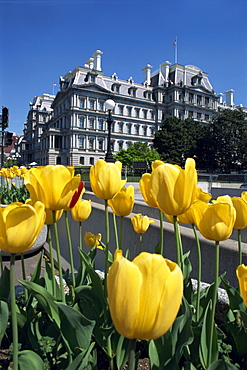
(22, 50), (245, 166)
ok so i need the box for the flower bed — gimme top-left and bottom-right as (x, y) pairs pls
(0, 161), (247, 369)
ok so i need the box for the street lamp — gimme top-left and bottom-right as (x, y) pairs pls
(104, 99), (115, 162)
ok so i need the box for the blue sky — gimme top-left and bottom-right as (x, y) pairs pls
(0, 0), (247, 133)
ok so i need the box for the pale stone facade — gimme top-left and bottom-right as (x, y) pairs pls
(22, 50), (245, 166)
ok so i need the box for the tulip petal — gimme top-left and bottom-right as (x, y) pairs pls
(107, 250), (142, 339)
(0, 208), (7, 251)
(5, 205), (39, 253)
(236, 264), (247, 306)
(133, 253), (183, 339)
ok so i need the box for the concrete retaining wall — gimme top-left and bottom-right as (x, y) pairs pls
(51, 190), (247, 288)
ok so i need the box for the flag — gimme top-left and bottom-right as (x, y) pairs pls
(173, 40), (177, 45)
(53, 83), (57, 86)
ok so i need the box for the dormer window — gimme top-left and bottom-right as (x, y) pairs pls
(85, 72), (97, 83)
(111, 83), (121, 94)
(144, 91), (152, 99)
(128, 87), (137, 97)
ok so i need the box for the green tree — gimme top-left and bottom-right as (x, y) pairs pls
(114, 142), (160, 167)
(209, 109), (247, 172)
(153, 116), (203, 167)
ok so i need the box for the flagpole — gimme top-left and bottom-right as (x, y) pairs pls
(53, 83), (56, 95)
(174, 36), (178, 64)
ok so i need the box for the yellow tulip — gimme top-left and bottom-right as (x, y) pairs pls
(193, 202), (236, 241)
(20, 167), (28, 177)
(196, 187), (212, 203)
(107, 249), (183, 340)
(90, 159), (126, 200)
(0, 201), (45, 254)
(149, 158), (197, 216)
(71, 199), (92, 222)
(25, 198), (63, 225)
(108, 186), (134, 216)
(179, 188), (212, 225)
(84, 232), (102, 249)
(63, 181), (85, 211)
(24, 165), (81, 211)
(139, 173), (158, 208)
(236, 264), (247, 306)
(241, 191), (247, 202)
(131, 213), (155, 234)
(212, 195), (233, 206)
(232, 197), (247, 229)
(45, 209), (64, 225)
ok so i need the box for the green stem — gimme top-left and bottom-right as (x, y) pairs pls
(65, 211), (75, 289)
(208, 241), (220, 366)
(21, 254), (28, 301)
(10, 254), (18, 370)
(139, 234), (143, 253)
(159, 209), (164, 255)
(79, 221), (83, 252)
(238, 229), (242, 266)
(21, 254), (26, 280)
(0, 250), (3, 274)
(52, 211), (65, 303)
(192, 224), (202, 322)
(104, 200), (109, 294)
(173, 216), (181, 266)
(128, 339), (136, 370)
(112, 213), (119, 250)
(120, 216), (124, 251)
(107, 336), (114, 370)
(47, 225), (56, 296)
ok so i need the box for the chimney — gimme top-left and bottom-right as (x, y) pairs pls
(218, 93), (223, 104)
(85, 57), (94, 69)
(225, 89), (235, 106)
(142, 64), (153, 84)
(93, 50), (103, 71)
(160, 61), (171, 82)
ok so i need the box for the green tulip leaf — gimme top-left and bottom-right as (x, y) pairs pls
(221, 276), (246, 311)
(114, 334), (129, 369)
(182, 251), (192, 285)
(44, 259), (62, 300)
(18, 350), (44, 370)
(65, 342), (96, 370)
(56, 302), (95, 353)
(75, 285), (104, 319)
(19, 279), (61, 327)
(225, 310), (247, 356)
(183, 362), (198, 370)
(197, 281), (220, 324)
(98, 239), (113, 264)
(199, 300), (218, 369)
(78, 250), (106, 306)
(30, 250), (44, 284)
(207, 359), (239, 370)
(154, 241), (162, 255)
(16, 310), (27, 328)
(75, 252), (88, 287)
(149, 297), (193, 369)
(0, 266), (10, 300)
(0, 300), (9, 345)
